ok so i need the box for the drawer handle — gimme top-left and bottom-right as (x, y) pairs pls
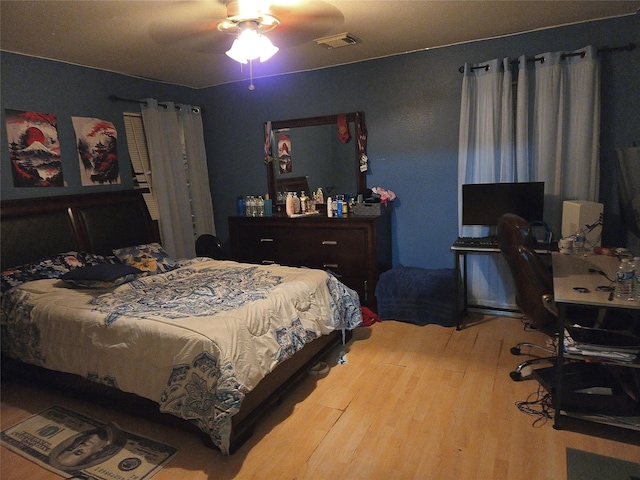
(322, 240), (338, 245)
(261, 260), (276, 265)
(323, 263), (339, 269)
(260, 238), (274, 242)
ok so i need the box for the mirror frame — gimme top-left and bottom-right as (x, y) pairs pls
(264, 112), (367, 202)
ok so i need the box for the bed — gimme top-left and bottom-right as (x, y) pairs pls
(1, 190), (361, 454)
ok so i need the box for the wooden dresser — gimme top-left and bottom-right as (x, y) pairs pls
(228, 215), (392, 307)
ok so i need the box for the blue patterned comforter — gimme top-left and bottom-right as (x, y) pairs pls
(1, 259), (362, 453)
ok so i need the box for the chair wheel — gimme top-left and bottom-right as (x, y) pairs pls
(510, 346), (521, 355)
(509, 371), (523, 381)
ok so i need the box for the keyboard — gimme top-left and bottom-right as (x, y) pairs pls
(452, 236), (498, 248)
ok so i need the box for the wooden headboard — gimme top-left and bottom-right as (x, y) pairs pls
(1, 190), (160, 269)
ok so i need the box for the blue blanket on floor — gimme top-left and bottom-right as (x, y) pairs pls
(375, 266), (456, 326)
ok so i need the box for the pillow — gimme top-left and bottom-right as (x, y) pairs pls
(112, 243), (176, 275)
(2, 252), (82, 293)
(1, 252), (120, 293)
(61, 264), (142, 288)
(80, 253), (120, 266)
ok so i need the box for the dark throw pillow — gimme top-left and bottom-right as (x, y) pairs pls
(61, 263), (142, 288)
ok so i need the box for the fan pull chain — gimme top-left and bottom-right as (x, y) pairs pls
(249, 59), (255, 90)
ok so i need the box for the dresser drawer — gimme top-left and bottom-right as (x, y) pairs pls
(308, 228), (367, 251)
(233, 226), (292, 265)
(300, 250), (367, 276)
(228, 215), (391, 308)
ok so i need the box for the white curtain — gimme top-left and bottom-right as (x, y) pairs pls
(458, 46), (600, 309)
(179, 104), (216, 238)
(518, 46), (601, 234)
(141, 99), (215, 259)
(458, 58), (517, 308)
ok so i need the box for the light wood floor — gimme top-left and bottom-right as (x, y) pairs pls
(2, 314), (639, 479)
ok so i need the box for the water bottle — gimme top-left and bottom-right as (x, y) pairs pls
(573, 233), (585, 255)
(256, 195), (265, 217)
(614, 258), (635, 301)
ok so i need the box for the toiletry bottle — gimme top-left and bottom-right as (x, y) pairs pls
(300, 191), (308, 214)
(309, 192), (316, 212)
(286, 192), (294, 217)
(327, 197), (333, 217)
(293, 192), (301, 214)
(264, 193), (272, 216)
(237, 196), (245, 217)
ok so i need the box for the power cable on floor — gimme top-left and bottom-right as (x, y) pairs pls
(516, 384), (554, 427)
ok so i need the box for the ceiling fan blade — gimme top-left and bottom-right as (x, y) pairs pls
(149, 1), (229, 52)
(267, 1), (344, 47)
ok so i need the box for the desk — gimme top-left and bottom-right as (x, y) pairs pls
(451, 242), (554, 329)
(551, 253), (640, 434)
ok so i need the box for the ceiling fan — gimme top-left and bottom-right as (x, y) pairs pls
(149, 0), (344, 60)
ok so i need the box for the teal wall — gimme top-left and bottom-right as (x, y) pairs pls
(2, 13), (639, 269)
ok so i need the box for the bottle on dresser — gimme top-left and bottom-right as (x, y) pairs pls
(245, 195), (256, 217)
(286, 192), (295, 217)
(293, 192), (301, 214)
(237, 196), (245, 217)
(335, 195), (343, 218)
(256, 195), (265, 217)
(300, 191), (309, 214)
(263, 194), (272, 216)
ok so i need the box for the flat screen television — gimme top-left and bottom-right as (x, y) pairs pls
(462, 182), (544, 226)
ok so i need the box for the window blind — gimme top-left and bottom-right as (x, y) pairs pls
(123, 112), (159, 220)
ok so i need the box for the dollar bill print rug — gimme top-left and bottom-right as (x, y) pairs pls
(1, 405), (177, 480)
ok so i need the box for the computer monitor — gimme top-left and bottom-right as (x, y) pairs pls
(462, 182), (544, 226)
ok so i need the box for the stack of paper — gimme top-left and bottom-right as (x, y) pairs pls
(564, 325), (640, 363)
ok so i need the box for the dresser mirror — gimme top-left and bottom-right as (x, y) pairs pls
(264, 112), (367, 204)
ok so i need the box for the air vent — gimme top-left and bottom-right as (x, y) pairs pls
(315, 33), (362, 49)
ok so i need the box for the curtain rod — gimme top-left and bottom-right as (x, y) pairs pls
(108, 95), (201, 114)
(458, 42), (636, 73)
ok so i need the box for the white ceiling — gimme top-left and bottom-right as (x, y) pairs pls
(1, 1), (639, 89)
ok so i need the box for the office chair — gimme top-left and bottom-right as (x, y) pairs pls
(497, 213), (558, 380)
(195, 234), (225, 260)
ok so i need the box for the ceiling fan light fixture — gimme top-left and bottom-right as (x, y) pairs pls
(257, 34), (279, 62)
(224, 20), (279, 64)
